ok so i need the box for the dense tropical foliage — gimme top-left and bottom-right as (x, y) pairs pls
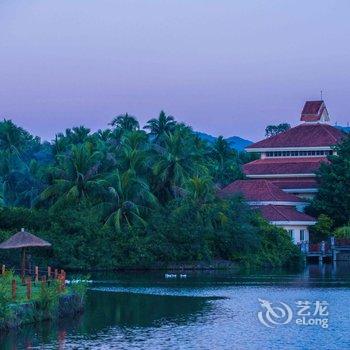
(0, 113), (301, 269)
(308, 134), (350, 231)
(305, 133), (350, 241)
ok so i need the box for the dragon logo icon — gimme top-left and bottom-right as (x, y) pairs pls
(258, 298), (293, 328)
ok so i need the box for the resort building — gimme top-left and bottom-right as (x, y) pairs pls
(220, 100), (345, 244)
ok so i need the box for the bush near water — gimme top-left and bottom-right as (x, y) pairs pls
(0, 270), (86, 331)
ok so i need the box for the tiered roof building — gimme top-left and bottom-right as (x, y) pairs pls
(219, 100), (345, 244)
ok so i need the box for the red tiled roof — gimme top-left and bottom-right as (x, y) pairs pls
(247, 123), (344, 149)
(258, 205), (316, 223)
(271, 178), (318, 189)
(301, 114), (325, 123)
(243, 157), (327, 175)
(300, 101), (326, 122)
(301, 100), (323, 115)
(218, 180), (303, 202)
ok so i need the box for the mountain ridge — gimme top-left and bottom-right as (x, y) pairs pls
(195, 132), (253, 151)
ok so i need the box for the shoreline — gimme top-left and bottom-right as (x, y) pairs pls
(0, 293), (84, 333)
(61, 260), (307, 273)
(65, 260), (241, 272)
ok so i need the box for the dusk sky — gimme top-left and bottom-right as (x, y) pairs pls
(1, 0), (350, 141)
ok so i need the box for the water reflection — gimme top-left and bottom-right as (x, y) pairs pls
(84, 290), (211, 328)
(1, 263), (350, 350)
(0, 290), (211, 349)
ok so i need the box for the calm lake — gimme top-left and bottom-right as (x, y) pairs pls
(1, 263), (350, 349)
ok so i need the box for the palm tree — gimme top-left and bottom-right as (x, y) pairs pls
(96, 129), (112, 142)
(97, 170), (157, 232)
(69, 126), (91, 144)
(0, 152), (43, 208)
(53, 126), (91, 153)
(185, 176), (214, 205)
(109, 113), (139, 132)
(52, 134), (68, 155)
(117, 130), (150, 174)
(0, 147), (22, 206)
(40, 142), (105, 206)
(144, 111), (176, 142)
(0, 119), (27, 156)
(152, 127), (207, 201)
(0, 119), (38, 166)
(210, 136), (241, 186)
(0, 120), (46, 207)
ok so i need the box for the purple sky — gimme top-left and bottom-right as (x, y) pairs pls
(1, 0), (350, 141)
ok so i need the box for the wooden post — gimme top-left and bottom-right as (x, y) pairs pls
(12, 279), (16, 300)
(48, 266), (51, 279)
(41, 276), (47, 290)
(56, 273), (64, 292)
(26, 277), (32, 300)
(21, 247), (26, 284)
(1, 264), (5, 275)
(58, 274), (61, 292)
(35, 266), (39, 283)
(56, 274), (62, 292)
(58, 330), (67, 350)
(54, 269), (58, 279)
(61, 270), (66, 291)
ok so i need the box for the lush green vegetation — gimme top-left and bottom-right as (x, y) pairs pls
(0, 270), (86, 330)
(308, 133), (350, 240)
(0, 114), (301, 269)
(0, 271), (13, 324)
(334, 225), (350, 238)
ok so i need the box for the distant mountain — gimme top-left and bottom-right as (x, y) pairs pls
(336, 125), (350, 133)
(226, 136), (253, 151)
(195, 132), (217, 144)
(195, 132), (252, 151)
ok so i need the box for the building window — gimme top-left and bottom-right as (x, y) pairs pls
(266, 151), (333, 157)
(264, 150), (331, 158)
(300, 229), (305, 241)
(288, 229), (294, 240)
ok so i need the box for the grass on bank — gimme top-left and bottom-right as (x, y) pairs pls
(0, 270), (65, 304)
(0, 270), (88, 329)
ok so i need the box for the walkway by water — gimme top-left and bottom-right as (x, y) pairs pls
(1, 263), (350, 350)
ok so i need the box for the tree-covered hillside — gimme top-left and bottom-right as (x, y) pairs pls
(0, 113), (300, 269)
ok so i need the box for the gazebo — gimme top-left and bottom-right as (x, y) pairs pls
(0, 228), (51, 279)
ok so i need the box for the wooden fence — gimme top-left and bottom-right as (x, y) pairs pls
(0, 264), (66, 301)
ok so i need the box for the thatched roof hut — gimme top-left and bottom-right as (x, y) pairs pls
(0, 228), (51, 279)
(0, 228), (51, 249)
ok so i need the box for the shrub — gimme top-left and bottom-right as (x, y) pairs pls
(70, 275), (90, 301)
(309, 214), (334, 243)
(0, 270), (14, 324)
(334, 225), (350, 238)
(35, 280), (60, 319)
